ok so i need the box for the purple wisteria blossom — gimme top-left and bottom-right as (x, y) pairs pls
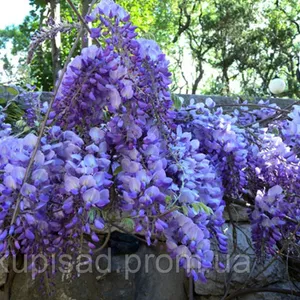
(1, 0), (300, 284)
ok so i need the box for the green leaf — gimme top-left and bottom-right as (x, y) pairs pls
(7, 86), (18, 96)
(171, 94), (182, 110)
(182, 205), (188, 215)
(113, 166), (122, 176)
(3, 102), (24, 124)
(121, 218), (135, 231)
(102, 109), (112, 122)
(88, 208), (97, 222)
(272, 128), (279, 135)
(192, 203), (200, 214)
(15, 119), (26, 127)
(165, 195), (172, 204)
(190, 202), (214, 215)
(198, 202), (213, 215)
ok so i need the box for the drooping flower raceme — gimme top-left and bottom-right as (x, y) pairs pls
(1, 0), (300, 283)
(0, 107), (12, 138)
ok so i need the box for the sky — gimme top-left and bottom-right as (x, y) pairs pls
(0, 1), (32, 30)
(0, 1), (32, 81)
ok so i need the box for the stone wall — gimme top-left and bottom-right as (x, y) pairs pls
(1, 88), (298, 109)
(1, 93), (300, 300)
(9, 242), (188, 300)
(4, 211), (299, 300)
(177, 94), (297, 108)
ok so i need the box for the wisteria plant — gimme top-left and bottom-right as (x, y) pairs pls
(0, 0), (300, 297)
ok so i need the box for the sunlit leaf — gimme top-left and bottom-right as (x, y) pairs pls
(121, 218), (135, 231)
(172, 94), (182, 110)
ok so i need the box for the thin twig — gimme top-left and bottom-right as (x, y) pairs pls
(226, 203), (238, 253)
(93, 225), (112, 254)
(10, 29), (84, 226)
(230, 198), (299, 226)
(229, 223), (300, 297)
(10, 0), (96, 227)
(148, 206), (178, 219)
(66, 0), (101, 47)
(3, 256), (23, 300)
(109, 222), (148, 244)
(242, 99), (300, 128)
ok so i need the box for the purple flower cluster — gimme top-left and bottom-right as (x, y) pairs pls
(51, 0), (174, 134)
(0, 109), (12, 138)
(1, 0), (300, 283)
(250, 186), (286, 256)
(19, 86), (48, 128)
(163, 125), (226, 280)
(177, 97), (300, 258)
(233, 99), (279, 126)
(247, 122), (300, 256)
(282, 105), (300, 147)
(178, 99), (248, 198)
(0, 126), (113, 276)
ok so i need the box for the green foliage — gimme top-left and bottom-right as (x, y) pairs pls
(121, 217), (135, 231)
(192, 202), (213, 215)
(0, 85), (24, 124)
(0, 0), (81, 90)
(171, 94), (183, 110)
(0, 0), (299, 97)
(113, 166), (123, 176)
(117, 0), (177, 48)
(172, 0), (300, 97)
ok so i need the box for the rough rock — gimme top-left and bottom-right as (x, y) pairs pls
(240, 281), (300, 300)
(223, 204), (249, 222)
(195, 224), (286, 297)
(196, 288), (300, 300)
(0, 258), (8, 287)
(10, 243), (187, 300)
(177, 94), (296, 109)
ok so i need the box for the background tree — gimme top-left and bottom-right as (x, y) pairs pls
(172, 0), (300, 97)
(0, 0), (299, 97)
(0, 0), (81, 90)
(0, 0), (177, 90)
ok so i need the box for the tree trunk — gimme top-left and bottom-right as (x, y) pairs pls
(222, 67), (230, 95)
(50, 0), (61, 87)
(192, 66), (204, 94)
(36, 7), (46, 88)
(2, 256), (23, 300)
(81, 0), (92, 48)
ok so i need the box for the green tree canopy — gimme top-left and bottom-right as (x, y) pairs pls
(0, 0), (299, 97)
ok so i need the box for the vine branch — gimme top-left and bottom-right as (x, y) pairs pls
(225, 287), (300, 300)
